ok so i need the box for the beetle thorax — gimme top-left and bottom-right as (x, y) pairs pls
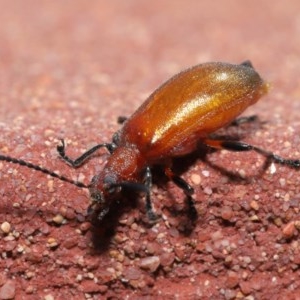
(91, 146), (144, 194)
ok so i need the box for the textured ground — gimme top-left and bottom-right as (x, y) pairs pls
(1, 1), (300, 299)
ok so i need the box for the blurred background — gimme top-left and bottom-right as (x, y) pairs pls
(0, 0), (299, 125)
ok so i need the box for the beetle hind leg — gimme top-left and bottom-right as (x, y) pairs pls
(204, 139), (300, 169)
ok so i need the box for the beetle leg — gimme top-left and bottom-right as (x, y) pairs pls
(57, 139), (114, 168)
(230, 115), (258, 126)
(164, 167), (197, 219)
(240, 60), (253, 68)
(117, 116), (127, 124)
(143, 166), (157, 220)
(204, 139), (300, 169)
(164, 167), (194, 195)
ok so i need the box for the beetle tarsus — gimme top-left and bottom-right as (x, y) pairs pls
(187, 196), (198, 221)
(146, 199), (158, 221)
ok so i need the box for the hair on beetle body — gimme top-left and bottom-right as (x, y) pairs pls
(1, 61), (300, 222)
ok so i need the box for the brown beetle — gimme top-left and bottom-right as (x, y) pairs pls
(1, 61), (299, 221)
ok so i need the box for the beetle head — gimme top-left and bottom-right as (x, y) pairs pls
(88, 173), (121, 221)
(87, 146), (143, 222)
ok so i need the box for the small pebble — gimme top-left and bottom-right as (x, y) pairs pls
(282, 221), (295, 239)
(203, 187), (212, 195)
(0, 222), (11, 234)
(87, 272), (94, 279)
(47, 180), (54, 192)
(139, 256), (160, 272)
(191, 173), (201, 185)
(249, 215), (259, 222)
(0, 280), (16, 299)
(225, 271), (239, 288)
(52, 214), (64, 225)
(47, 238), (59, 248)
(224, 289), (236, 300)
(25, 286), (34, 294)
(79, 222), (91, 233)
(202, 170), (210, 177)
(250, 200), (259, 211)
(221, 206), (233, 221)
(294, 221), (300, 230)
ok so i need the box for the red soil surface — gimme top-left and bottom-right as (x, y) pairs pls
(1, 1), (300, 299)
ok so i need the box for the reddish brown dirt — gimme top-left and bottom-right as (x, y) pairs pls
(1, 1), (300, 299)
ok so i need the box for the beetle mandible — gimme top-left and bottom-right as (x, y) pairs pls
(1, 61), (300, 221)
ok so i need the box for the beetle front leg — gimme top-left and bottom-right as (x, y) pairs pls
(57, 139), (115, 168)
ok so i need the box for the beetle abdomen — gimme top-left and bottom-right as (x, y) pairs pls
(120, 62), (269, 160)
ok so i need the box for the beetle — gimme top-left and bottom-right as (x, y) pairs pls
(1, 61), (300, 221)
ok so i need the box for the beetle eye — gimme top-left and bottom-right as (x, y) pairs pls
(105, 184), (122, 195)
(91, 191), (103, 202)
(103, 175), (119, 194)
(107, 186), (117, 194)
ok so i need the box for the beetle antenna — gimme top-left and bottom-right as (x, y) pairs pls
(0, 154), (89, 189)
